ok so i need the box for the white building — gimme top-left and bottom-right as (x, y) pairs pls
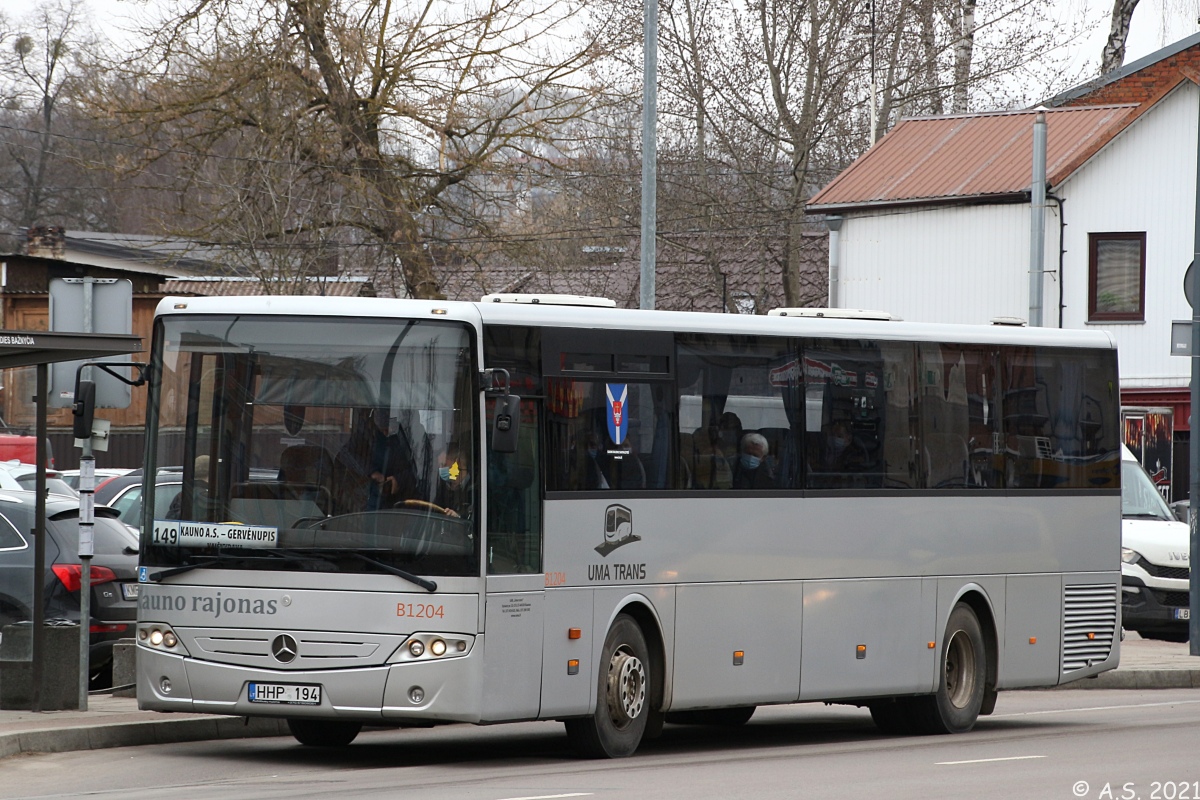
(807, 35), (1200, 499)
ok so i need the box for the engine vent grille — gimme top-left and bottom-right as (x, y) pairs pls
(1062, 584), (1118, 674)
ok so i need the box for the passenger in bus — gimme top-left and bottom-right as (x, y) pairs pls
(167, 454), (212, 520)
(433, 442), (471, 517)
(732, 432), (775, 489)
(818, 420), (869, 474)
(692, 412), (741, 489)
(334, 407), (419, 512)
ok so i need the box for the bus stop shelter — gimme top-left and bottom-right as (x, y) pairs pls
(0, 330), (142, 710)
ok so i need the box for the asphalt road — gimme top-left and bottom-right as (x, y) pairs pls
(6, 688), (1200, 800)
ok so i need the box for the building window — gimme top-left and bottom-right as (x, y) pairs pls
(1089, 232), (1146, 321)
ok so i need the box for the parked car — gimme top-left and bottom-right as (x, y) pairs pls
(0, 416), (54, 468)
(0, 460), (78, 498)
(1121, 446), (1191, 642)
(60, 468), (133, 491)
(0, 489), (139, 687)
(94, 468), (183, 531)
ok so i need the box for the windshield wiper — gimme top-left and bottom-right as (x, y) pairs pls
(147, 548), (339, 582)
(343, 551), (437, 592)
(148, 557), (244, 582)
(146, 547), (437, 591)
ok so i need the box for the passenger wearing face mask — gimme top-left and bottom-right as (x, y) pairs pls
(820, 420), (868, 474)
(732, 431), (775, 489)
(433, 442), (471, 518)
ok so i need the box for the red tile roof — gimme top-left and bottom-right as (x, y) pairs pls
(807, 105), (1139, 213)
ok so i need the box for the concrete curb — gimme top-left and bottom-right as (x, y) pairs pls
(1062, 669), (1200, 690)
(4, 666), (1199, 760)
(0, 714), (289, 759)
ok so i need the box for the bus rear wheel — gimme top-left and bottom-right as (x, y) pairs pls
(910, 603), (986, 734)
(565, 614), (651, 758)
(287, 718), (363, 747)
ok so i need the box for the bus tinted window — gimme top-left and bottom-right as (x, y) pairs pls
(802, 339), (917, 490)
(677, 335), (800, 490)
(545, 380), (675, 492)
(917, 343), (1001, 489)
(1001, 346), (1120, 489)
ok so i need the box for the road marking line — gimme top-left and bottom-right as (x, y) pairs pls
(993, 699), (1200, 718)
(495, 794), (594, 800)
(936, 755), (1047, 765)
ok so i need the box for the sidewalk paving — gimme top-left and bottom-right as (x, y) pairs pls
(1, 636), (1197, 760)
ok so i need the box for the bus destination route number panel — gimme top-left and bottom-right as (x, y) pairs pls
(152, 520), (279, 549)
(248, 682), (322, 705)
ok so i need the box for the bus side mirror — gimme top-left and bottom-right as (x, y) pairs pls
(72, 379), (96, 440)
(492, 395), (521, 453)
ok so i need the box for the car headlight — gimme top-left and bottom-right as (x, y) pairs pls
(1121, 547), (1142, 564)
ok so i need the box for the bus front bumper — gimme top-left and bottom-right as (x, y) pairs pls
(136, 641), (484, 724)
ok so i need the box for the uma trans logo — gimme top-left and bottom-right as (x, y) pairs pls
(595, 504), (640, 556)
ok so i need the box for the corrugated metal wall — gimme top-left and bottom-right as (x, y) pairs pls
(1059, 81), (1196, 389)
(839, 203), (1034, 324)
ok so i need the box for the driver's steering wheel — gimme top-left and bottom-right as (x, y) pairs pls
(396, 498), (460, 518)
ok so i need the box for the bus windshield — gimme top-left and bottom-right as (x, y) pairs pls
(143, 314), (478, 579)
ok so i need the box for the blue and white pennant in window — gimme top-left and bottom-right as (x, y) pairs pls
(606, 383), (629, 445)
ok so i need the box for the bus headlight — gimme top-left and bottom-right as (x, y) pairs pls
(390, 634), (474, 662)
(138, 624), (190, 656)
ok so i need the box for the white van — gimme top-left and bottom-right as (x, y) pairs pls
(1120, 445), (1191, 641)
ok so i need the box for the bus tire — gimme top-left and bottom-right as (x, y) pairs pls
(564, 614), (651, 758)
(665, 706), (756, 727)
(287, 718), (363, 747)
(868, 698), (913, 735)
(910, 603), (986, 734)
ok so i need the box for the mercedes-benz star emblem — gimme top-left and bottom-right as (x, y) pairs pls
(271, 634), (299, 663)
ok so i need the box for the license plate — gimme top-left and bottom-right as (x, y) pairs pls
(121, 583), (139, 600)
(1174, 608), (1191, 621)
(248, 682), (322, 705)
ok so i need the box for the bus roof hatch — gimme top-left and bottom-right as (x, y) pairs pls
(482, 293), (617, 308)
(768, 307), (894, 320)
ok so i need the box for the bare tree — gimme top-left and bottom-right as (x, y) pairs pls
(0, 0), (98, 233)
(1102, 0), (1139, 73)
(93, 0), (615, 299)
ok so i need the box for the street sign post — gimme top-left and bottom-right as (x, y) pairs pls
(48, 278), (133, 409)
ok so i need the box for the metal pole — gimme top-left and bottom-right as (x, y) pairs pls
(639, 0), (658, 310)
(869, 0), (878, 144)
(1190, 92), (1200, 654)
(1029, 111), (1047, 327)
(77, 277), (95, 709)
(77, 445), (94, 709)
(31, 364), (47, 712)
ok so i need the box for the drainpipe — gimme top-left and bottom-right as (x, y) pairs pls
(1029, 110), (1047, 327)
(826, 216), (843, 308)
(1048, 194), (1065, 327)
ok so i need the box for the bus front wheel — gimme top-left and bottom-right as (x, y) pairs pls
(287, 718), (363, 747)
(910, 603), (986, 734)
(565, 614), (651, 758)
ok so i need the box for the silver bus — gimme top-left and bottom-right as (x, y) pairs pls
(136, 295), (1121, 757)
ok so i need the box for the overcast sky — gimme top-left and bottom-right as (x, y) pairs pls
(22, 0), (1200, 99)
